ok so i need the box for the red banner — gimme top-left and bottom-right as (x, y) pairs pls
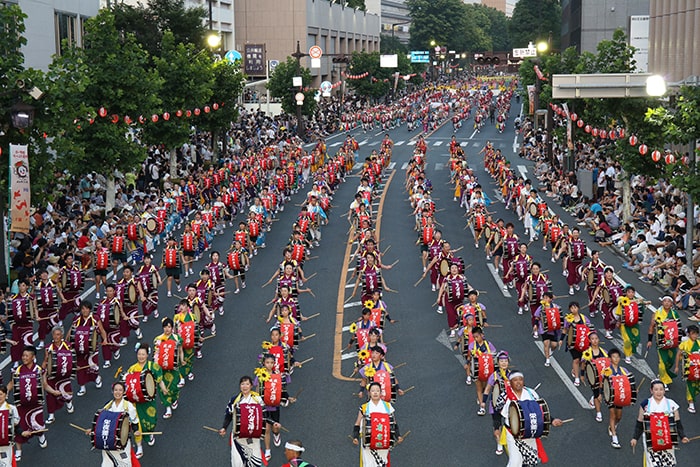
(9, 144), (30, 234)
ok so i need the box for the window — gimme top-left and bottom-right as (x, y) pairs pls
(55, 11), (77, 56)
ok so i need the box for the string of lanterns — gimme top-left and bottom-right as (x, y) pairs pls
(74, 102), (227, 129)
(549, 103), (681, 165)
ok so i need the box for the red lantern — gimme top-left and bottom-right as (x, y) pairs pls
(682, 155), (690, 165)
(609, 130), (616, 140)
(599, 130), (607, 139)
(176, 110), (183, 117)
(577, 119), (584, 128)
(618, 128), (625, 138)
(139, 115), (145, 124)
(585, 125), (591, 133)
(651, 150), (662, 162)
(89, 118), (94, 125)
(213, 103), (219, 110)
(592, 127), (598, 136)
(665, 153), (675, 164)
(151, 114), (159, 123)
(639, 144), (648, 155)
(111, 114), (119, 124)
(186, 110), (192, 117)
(163, 112), (170, 121)
(98, 107), (107, 118)
(124, 116), (132, 125)
(571, 113), (578, 121)
(194, 108), (201, 116)
(220, 102), (225, 107)
(629, 135), (638, 146)
(204, 105), (211, 113)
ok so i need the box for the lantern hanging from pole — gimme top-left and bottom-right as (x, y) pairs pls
(151, 114), (159, 123)
(571, 113), (578, 121)
(98, 107), (107, 118)
(194, 108), (201, 116)
(618, 128), (625, 138)
(600, 130), (607, 139)
(213, 103), (219, 110)
(577, 119), (584, 128)
(176, 110), (183, 117)
(163, 112), (170, 121)
(639, 144), (648, 155)
(665, 153), (675, 164)
(629, 135), (638, 146)
(585, 125), (591, 133)
(204, 106), (211, 113)
(186, 110), (192, 117)
(651, 150), (661, 162)
(591, 127), (597, 136)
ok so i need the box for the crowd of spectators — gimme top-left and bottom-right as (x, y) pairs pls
(519, 117), (700, 319)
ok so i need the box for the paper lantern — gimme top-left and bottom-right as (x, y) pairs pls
(111, 114), (119, 124)
(186, 110), (192, 117)
(151, 114), (159, 123)
(587, 126), (594, 135)
(571, 113), (578, 121)
(213, 103), (219, 110)
(204, 106), (211, 113)
(139, 115), (145, 124)
(163, 112), (170, 121)
(609, 130), (616, 140)
(98, 107), (107, 118)
(194, 108), (201, 116)
(665, 153), (675, 164)
(89, 118), (94, 125)
(629, 135), (638, 146)
(176, 110), (183, 117)
(651, 150), (661, 162)
(577, 119), (584, 128)
(682, 154), (690, 165)
(618, 128), (625, 138)
(639, 144), (648, 155)
(599, 130), (607, 139)
(124, 116), (132, 125)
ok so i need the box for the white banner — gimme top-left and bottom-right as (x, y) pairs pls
(9, 144), (30, 234)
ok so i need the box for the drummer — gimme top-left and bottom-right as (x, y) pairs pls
(352, 382), (404, 467)
(42, 326), (75, 425)
(484, 351), (511, 456)
(218, 376), (267, 467)
(282, 440), (317, 467)
(89, 380), (143, 465)
(674, 324), (700, 413)
(581, 332), (609, 423)
(614, 285), (644, 364)
(252, 354), (291, 463)
(563, 301), (594, 387)
(466, 327), (497, 414)
(153, 318), (183, 420)
(500, 371), (563, 466)
(646, 296), (683, 386)
(357, 346), (405, 400)
(630, 379), (689, 466)
(591, 267), (623, 340)
(581, 250), (605, 318)
(126, 344), (168, 449)
(69, 300), (107, 397)
(0, 385), (20, 464)
(532, 292), (561, 367)
(605, 348), (634, 449)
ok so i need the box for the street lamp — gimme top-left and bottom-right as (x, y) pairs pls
(10, 102), (35, 130)
(646, 74), (667, 96)
(536, 41), (549, 54)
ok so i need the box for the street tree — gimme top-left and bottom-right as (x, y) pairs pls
(46, 10), (162, 211)
(345, 51), (413, 101)
(407, 0), (490, 53)
(267, 57), (316, 117)
(380, 34), (408, 55)
(509, 0), (561, 49)
(141, 31), (214, 178)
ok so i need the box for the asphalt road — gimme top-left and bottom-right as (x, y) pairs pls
(13, 103), (700, 466)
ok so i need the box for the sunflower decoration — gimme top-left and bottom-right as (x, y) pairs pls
(364, 366), (376, 378)
(364, 300), (375, 309)
(261, 341), (273, 350)
(255, 367), (271, 383)
(358, 349), (370, 361)
(565, 314), (575, 323)
(619, 297), (631, 307)
(349, 322), (358, 333)
(603, 367), (613, 378)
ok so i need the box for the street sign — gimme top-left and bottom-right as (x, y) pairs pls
(410, 51), (430, 63)
(512, 47), (537, 58)
(224, 50), (242, 64)
(268, 60), (279, 73)
(552, 73), (654, 98)
(309, 45), (323, 59)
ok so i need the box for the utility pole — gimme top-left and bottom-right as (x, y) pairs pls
(291, 41), (307, 139)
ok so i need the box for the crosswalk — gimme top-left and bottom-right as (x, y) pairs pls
(327, 138), (505, 152)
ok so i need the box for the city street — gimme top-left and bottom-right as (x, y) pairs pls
(13, 108), (700, 466)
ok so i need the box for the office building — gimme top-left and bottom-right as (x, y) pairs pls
(648, 0), (700, 82)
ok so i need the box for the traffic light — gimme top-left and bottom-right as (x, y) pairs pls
(475, 55), (501, 65)
(332, 56), (350, 63)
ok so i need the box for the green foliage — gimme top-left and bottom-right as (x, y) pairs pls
(345, 51), (413, 101)
(46, 10), (162, 177)
(198, 59), (246, 153)
(267, 57), (316, 117)
(407, 0), (490, 53)
(380, 34), (408, 55)
(646, 86), (700, 198)
(478, 5), (511, 52)
(111, 0), (207, 58)
(345, 0), (366, 10)
(509, 0), (561, 49)
(141, 31), (214, 150)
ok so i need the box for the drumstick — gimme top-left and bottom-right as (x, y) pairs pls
(303, 313), (321, 321)
(292, 387), (304, 399)
(298, 357), (314, 366)
(560, 418), (574, 424)
(388, 259), (400, 268)
(304, 272), (318, 282)
(382, 245), (392, 256)
(203, 426), (221, 433)
(202, 334), (216, 341)
(402, 385), (415, 394)
(451, 246), (464, 253)
(687, 435), (700, 442)
(637, 377), (646, 390)
(485, 324), (503, 328)
(401, 430), (412, 440)
(30, 429), (49, 434)
(534, 383), (541, 391)
(70, 423), (90, 434)
(393, 362), (407, 370)
(413, 275), (426, 287)
(300, 334), (316, 342)
(140, 431), (163, 435)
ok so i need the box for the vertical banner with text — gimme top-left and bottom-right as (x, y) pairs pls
(9, 144), (30, 234)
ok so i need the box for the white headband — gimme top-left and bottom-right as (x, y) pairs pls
(284, 442), (305, 452)
(509, 371), (524, 380)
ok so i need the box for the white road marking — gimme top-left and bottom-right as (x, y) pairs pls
(517, 165), (528, 179)
(368, 142), (378, 147)
(341, 351), (358, 360)
(487, 264), (512, 298)
(609, 337), (656, 380)
(344, 301), (362, 308)
(435, 163), (444, 171)
(401, 162), (409, 170)
(513, 134), (519, 154)
(469, 129), (478, 140)
(408, 141), (416, 146)
(388, 162), (396, 170)
(460, 141), (469, 147)
(534, 342), (592, 409)
(395, 141), (405, 146)
(434, 141), (443, 146)
(493, 189), (504, 203)
(472, 142), (480, 147)
(330, 141), (342, 147)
